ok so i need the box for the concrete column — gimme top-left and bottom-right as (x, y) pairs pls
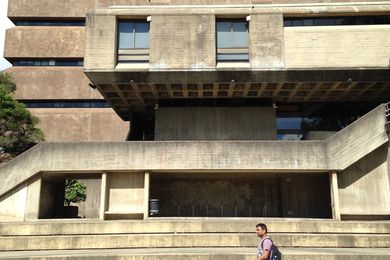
(329, 172), (341, 220)
(99, 171), (108, 220)
(143, 172), (150, 220)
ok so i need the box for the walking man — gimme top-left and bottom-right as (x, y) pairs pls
(256, 223), (272, 260)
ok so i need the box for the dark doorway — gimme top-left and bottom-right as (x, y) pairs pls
(150, 173), (331, 218)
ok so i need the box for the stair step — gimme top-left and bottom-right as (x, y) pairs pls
(1, 248), (390, 260)
(1, 233), (390, 251)
(1, 219), (390, 236)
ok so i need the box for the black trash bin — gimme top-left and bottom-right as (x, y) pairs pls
(149, 199), (159, 216)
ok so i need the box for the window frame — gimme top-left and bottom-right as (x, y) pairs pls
(117, 19), (150, 64)
(216, 19), (249, 63)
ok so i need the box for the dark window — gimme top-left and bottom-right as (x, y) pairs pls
(284, 15), (390, 27)
(21, 101), (110, 108)
(14, 20), (85, 26)
(216, 20), (249, 62)
(117, 20), (149, 63)
(12, 59), (83, 66)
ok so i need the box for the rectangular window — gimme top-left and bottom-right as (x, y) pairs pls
(284, 15), (390, 27)
(216, 20), (249, 62)
(117, 20), (149, 63)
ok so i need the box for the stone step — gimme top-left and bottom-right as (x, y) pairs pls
(1, 233), (390, 251)
(1, 218), (390, 236)
(1, 247), (390, 260)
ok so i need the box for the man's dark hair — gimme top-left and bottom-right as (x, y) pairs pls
(256, 223), (267, 233)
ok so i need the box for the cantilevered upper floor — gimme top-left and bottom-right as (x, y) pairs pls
(81, 3), (390, 118)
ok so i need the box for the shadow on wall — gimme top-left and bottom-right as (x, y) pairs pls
(338, 143), (388, 189)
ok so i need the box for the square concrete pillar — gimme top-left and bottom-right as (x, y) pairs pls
(329, 172), (341, 220)
(99, 171), (108, 220)
(249, 13), (285, 69)
(143, 172), (150, 220)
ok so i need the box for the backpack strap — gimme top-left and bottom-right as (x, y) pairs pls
(260, 237), (273, 250)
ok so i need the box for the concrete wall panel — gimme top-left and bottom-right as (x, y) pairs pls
(84, 14), (117, 71)
(24, 178), (42, 221)
(107, 172), (144, 213)
(76, 178), (101, 219)
(98, 0), (389, 7)
(8, 0), (95, 19)
(6, 67), (101, 100)
(149, 15), (215, 69)
(0, 184), (27, 222)
(250, 13), (284, 69)
(285, 25), (390, 68)
(155, 107), (276, 140)
(29, 108), (128, 142)
(338, 144), (390, 216)
(4, 27), (85, 59)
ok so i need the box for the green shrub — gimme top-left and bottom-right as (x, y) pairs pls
(64, 180), (87, 206)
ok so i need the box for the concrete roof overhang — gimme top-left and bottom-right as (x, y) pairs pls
(85, 69), (390, 120)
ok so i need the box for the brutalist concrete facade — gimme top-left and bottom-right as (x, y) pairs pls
(1, 0), (390, 221)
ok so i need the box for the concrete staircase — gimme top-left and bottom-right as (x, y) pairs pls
(0, 218), (389, 259)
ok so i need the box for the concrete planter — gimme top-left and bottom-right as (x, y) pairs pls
(64, 206), (79, 218)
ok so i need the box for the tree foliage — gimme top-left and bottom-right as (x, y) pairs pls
(0, 72), (44, 162)
(64, 179), (87, 206)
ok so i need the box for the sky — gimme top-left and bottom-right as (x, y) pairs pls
(0, 0), (14, 71)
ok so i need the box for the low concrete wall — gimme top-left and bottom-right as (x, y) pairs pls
(326, 104), (388, 170)
(155, 107), (276, 140)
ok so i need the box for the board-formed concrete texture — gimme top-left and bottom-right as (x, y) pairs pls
(155, 107), (277, 140)
(6, 67), (100, 100)
(0, 103), (389, 220)
(4, 27), (85, 59)
(150, 15), (215, 70)
(249, 13), (284, 69)
(0, 219), (390, 259)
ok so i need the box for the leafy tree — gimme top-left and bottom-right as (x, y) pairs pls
(0, 72), (44, 163)
(64, 179), (87, 206)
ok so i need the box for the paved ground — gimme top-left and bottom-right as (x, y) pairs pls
(1, 247), (390, 258)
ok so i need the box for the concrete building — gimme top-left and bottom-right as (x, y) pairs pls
(1, 2), (390, 258)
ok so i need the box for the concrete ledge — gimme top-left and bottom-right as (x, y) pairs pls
(1, 219), (390, 236)
(1, 233), (390, 250)
(1, 247), (390, 260)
